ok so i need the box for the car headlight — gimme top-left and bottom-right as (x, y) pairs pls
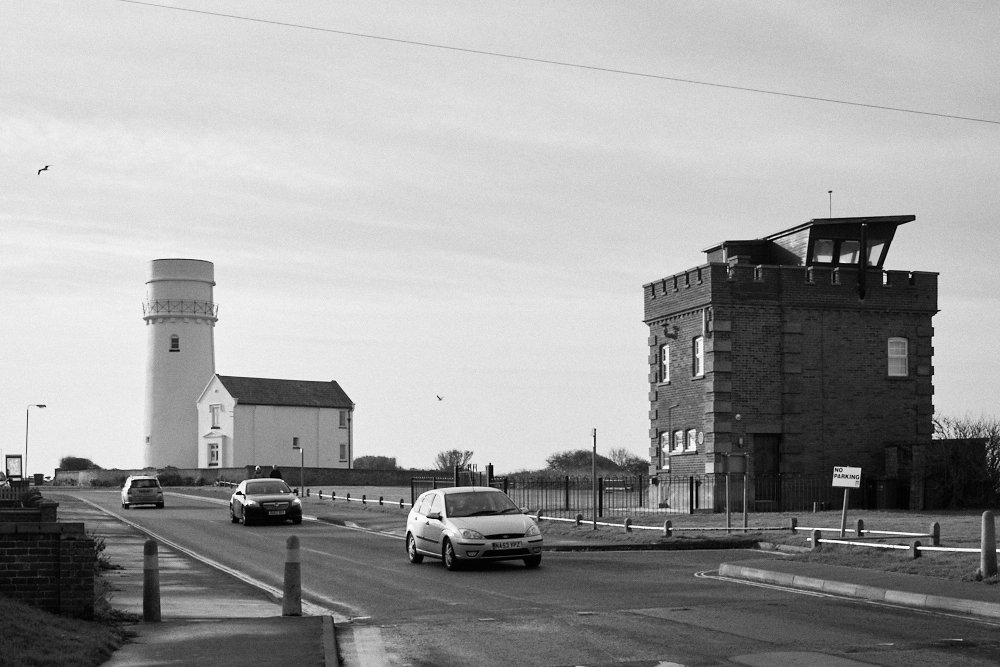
(243, 499), (259, 508)
(525, 523), (541, 537)
(291, 498), (301, 506)
(458, 527), (485, 540)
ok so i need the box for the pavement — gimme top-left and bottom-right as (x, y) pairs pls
(48, 493), (1000, 667)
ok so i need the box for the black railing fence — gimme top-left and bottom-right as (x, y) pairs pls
(412, 473), (904, 517)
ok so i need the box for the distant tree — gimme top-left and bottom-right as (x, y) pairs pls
(59, 456), (101, 471)
(546, 449), (618, 474)
(607, 447), (648, 475)
(353, 455), (399, 470)
(934, 414), (1000, 498)
(434, 449), (474, 472)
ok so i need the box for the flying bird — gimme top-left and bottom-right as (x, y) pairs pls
(436, 395), (444, 401)
(37, 165), (50, 175)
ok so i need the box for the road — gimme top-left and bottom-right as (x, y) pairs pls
(54, 489), (1000, 666)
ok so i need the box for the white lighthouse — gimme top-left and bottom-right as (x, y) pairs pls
(142, 259), (217, 468)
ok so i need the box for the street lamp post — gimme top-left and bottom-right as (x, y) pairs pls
(25, 404), (46, 481)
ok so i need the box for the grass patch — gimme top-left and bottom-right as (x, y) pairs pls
(0, 596), (133, 667)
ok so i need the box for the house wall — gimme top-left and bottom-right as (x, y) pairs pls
(233, 404), (351, 470)
(645, 262), (937, 483)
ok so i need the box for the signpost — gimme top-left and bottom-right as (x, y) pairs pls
(832, 466), (862, 537)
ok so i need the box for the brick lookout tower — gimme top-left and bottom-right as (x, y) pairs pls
(644, 216), (937, 511)
(142, 259), (218, 468)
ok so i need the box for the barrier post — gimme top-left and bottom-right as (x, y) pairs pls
(856, 519), (864, 537)
(811, 529), (822, 552)
(624, 517), (632, 533)
(143, 539), (161, 622)
(980, 511), (997, 579)
(910, 540), (921, 559)
(283, 536), (302, 616)
(663, 519), (672, 537)
(931, 522), (940, 546)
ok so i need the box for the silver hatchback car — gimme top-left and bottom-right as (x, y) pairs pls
(406, 486), (543, 570)
(121, 475), (164, 509)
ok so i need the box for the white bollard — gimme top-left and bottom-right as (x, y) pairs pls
(283, 535), (302, 616)
(980, 511), (997, 579)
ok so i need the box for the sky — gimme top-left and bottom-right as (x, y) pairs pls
(2, 1), (998, 478)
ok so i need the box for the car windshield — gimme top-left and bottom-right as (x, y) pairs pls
(445, 491), (519, 517)
(246, 481), (291, 495)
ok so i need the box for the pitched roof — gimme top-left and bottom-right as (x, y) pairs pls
(216, 375), (354, 409)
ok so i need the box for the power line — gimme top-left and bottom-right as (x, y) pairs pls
(118, 0), (999, 126)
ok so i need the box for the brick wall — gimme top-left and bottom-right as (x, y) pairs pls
(0, 522), (95, 619)
(645, 261), (937, 486)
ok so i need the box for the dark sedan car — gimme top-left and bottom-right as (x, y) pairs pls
(229, 478), (303, 526)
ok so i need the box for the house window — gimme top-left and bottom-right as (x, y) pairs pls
(673, 430), (684, 453)
(692, 336), (704, 377)
(169, 335), (180, 352)
(339, 443), (348, 461)
(208, 442), (219, 467)
(660, 431), (671, 454)
(339, 410), (348, 428)
(659, 344), (670, 383)
(209, 404), (222, 429)
(888, 337), (908, 377)
(686, 428), (698, 452)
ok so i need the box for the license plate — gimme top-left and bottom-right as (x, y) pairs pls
(268, 510), (285, 516)
(491, 540), (523, 550)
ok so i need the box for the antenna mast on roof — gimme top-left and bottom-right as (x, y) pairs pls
(828, 190), (833, 218)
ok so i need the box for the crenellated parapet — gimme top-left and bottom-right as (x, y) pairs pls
(645, 262), (937, 323)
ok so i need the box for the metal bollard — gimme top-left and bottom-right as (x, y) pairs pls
(143, 539), (161, 622)
(362, 494), (367, 505)
(575, 513), (583, 526)
(318, 490), (323, 499)
(790, 517), (797, 533)
(379, 496), (384, 506)
(663, 519), (672, 537)
(624, 518), (632, 533)
(856, 519), (865, 537)
(535, 509), (543, 522)
(399, 498), (404, 508)
(811, 529), (822, 552)
(931, 522), (940, 546)
(911, 540), (921, 559)
(283, 536), (302, 616)
(981, 511), (997, 579)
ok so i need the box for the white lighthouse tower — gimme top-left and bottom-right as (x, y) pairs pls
(142, 259), (218, 468)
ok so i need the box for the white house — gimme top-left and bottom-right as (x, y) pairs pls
(196, 375), (354, 470)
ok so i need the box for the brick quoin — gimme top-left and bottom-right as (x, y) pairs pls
(643, 216), (937, 511)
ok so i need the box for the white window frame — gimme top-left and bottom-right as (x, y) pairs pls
(659, 344), (670, 383)
(692, 336), (705, 377)
(339, 410), (348, 428)
(339, 443), (348, 461)
(208, 442), (219, 467)
(686, 428), (698, 452)
(209, 404), (222, 429)
(888, 337), (909, 377)
(673, 430), (684, 453)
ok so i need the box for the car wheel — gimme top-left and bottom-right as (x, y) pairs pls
(406, 533), (423, 564)
(443, 539), (461, 571)
(291, 516), (302, 525)
(155, 502), (164, 509)
(524, 555), (542, 569)
(230, 506), (239, 524)
(242, 511), (252, 526)
(122, 502), (129, 509)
